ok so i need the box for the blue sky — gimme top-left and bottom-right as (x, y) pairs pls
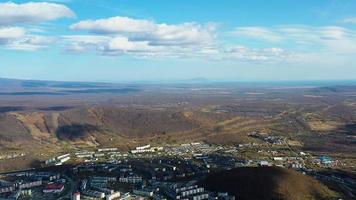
(1, 0), (356, 82)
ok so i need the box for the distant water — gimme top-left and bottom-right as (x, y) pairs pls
(136, 79), (356, 87)
(212, 80), (356, 87)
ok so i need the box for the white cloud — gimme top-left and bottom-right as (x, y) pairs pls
(6, 17), (353, 64)
(342, 17), (356, 24)
(318, 26), (348, 40)
(0, 2), (75, 25)
(233, 25), (353, 42)
(0, 27), (26, 44)
(40, 0), (73, 3)
(280, 26), (350, 43)
(5, 35), (55, 51)
(138, 23), (215, 46)
(102, 37), (171, 57)
(70, 16), (215, 47)
(70, 17), (155, 34)
(67, 17), (292, 61)
(61, 33), (291, 62)
(67, 16), (221, 58)
(232, 27), (282, 42)
(232, 25), (356, 55)
(105, 37), (152, 52)
(0, 26), (54, 51)
(220, 46), (292, 62)
(63, 34), (187, 57)
(61, 35), (110, 52)
(62, 35), (110, 45)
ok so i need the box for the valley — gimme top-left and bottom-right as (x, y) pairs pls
(0, 79), (355, 173)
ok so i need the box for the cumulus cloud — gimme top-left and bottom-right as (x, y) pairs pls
(69, 20), (332, 62)
(0, 2), (75, 25)
(105, 37), (153, 52)
(66, 16), (225, 58)
(63, 34), (186, 57)
(61, 33), (291, 62)
(70, 16), (215, 46)
(0, 2), (73, 51)
(0, 27), (54, 51)
(135, 23), (215, 46)
(70, 17), (155, 34)
(0, 12), (290, 61)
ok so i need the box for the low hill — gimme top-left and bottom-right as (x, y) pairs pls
(199, 167), (339, 200)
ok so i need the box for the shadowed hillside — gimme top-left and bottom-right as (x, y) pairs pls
(56, 124), (101, 141)
(200, 167), (339, 200)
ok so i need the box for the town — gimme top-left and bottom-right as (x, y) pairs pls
(1, 132), (354, 200)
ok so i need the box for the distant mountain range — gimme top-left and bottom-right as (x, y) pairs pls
(2, 77), (356, 86)
(0, 77), (140, 95)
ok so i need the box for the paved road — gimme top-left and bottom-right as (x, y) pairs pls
(58, 174), (78, 200)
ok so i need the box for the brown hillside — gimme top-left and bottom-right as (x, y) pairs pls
(200, 167), (339, 200)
